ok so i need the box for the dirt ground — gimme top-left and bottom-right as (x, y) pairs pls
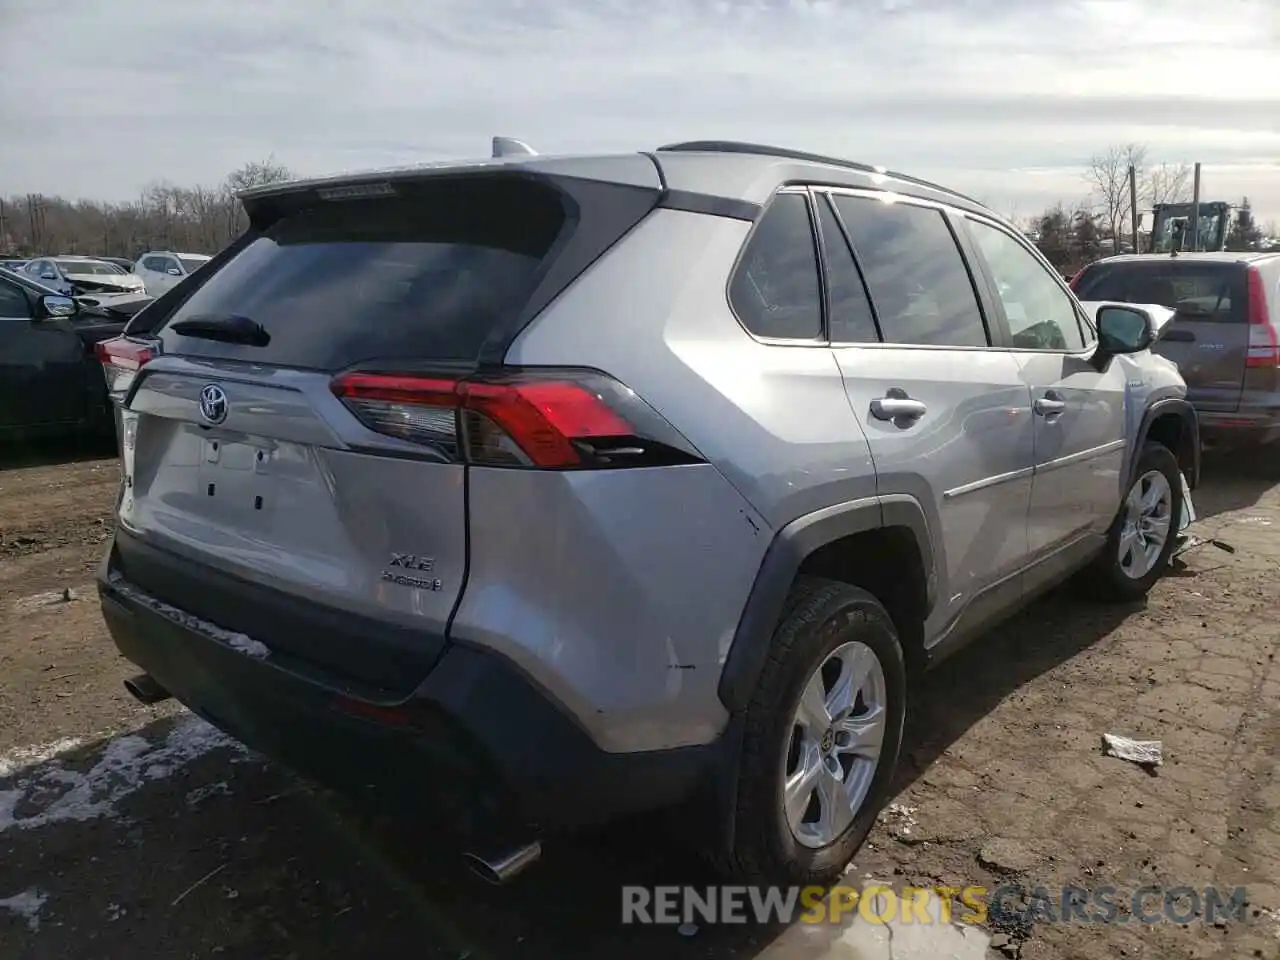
(2, 438), (1278, 960)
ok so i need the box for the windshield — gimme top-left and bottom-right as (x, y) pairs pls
(58, 260), (125, 276)
(178, 257), (210, 274)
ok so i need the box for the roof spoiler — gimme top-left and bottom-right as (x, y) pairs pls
(492, 137), (537, 159)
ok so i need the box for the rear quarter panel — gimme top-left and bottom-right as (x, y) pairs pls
(494, 208), (880, 751)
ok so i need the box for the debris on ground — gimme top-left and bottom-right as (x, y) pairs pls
(1101, 733), (1162, 769)
(978, 838), (1041, 875)
(881, 802), (918, 841)
(1174, 534), (1236, 558)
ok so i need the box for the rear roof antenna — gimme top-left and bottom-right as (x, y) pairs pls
(492, 137), (538, 159)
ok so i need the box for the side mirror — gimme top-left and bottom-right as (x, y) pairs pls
(166, 268), (182, 277)
(39, 294), (78, 319)
(1095, 304), (1153, 359)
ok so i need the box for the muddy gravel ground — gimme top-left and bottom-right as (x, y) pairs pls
(2, 438), (1279, 960)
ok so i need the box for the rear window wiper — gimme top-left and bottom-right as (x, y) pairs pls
(169, 314), (271, 347)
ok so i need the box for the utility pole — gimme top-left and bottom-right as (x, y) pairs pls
(1190, 163), (1202, 252)
(1128, 164), (1139, 254)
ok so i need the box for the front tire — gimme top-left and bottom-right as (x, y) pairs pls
(721, 577), (906, 885)
(1082, 442), (1182, 602)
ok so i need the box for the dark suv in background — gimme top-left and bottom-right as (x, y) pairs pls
(1072, 252), (1280, 452)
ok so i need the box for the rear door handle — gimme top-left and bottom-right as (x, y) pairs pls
(871, 395), (928, 421)
(1161, 328), (1195, 342)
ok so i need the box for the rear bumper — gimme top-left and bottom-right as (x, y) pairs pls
(97, 541), (715, 835)
(1199, 410), (1280, 448)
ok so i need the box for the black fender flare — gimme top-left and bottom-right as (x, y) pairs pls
(716, 494), (936, 714)
(1131, 397), (1200, 491)
(705, 494), (935, 859)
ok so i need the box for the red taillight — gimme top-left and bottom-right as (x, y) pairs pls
(95, 336), (155, 397)
(330, 369), (701, 470)
(1067, 271), (1080, 290)
(1245, 266), (1279, 369)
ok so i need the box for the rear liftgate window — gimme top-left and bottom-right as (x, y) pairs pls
(155, 177), (567, 369)
(1073, 262), (1246, 323)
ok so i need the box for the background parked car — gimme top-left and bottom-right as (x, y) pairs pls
(23, 256), (147, 297)
(97, 256), (137, 273)
(0, 267), (152, 439)
(134, 251), (212, 295)
(1, 258), (29, 272)
(1072, 252), (1280, 451)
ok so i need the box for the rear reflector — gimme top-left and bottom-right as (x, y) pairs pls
(1245, 266), (1279, 369)
(331, 369), (703, 470)
(95, 337), (155, 398)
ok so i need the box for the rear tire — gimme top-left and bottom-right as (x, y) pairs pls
(719, 577), (906, 885)
(1081, 442), (1182, 602)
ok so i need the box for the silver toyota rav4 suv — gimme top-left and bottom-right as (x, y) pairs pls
(94, 141), (1198, 886)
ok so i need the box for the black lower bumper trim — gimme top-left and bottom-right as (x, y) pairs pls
(97, 544), (715, 832)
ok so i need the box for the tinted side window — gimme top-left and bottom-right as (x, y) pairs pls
(143, 257), (165, 271)
(967, 218), (1086, 351)
(729, 193), (822, 340)
(833, 195), (988, 347)
(816, 194), (878, 343)
(0, 279), (30, 318)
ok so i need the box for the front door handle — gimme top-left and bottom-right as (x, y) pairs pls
(871, 394), (928, 421)
(1034, 394), (1067, 417)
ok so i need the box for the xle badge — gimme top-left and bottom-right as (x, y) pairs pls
(381, 552), (442, 591)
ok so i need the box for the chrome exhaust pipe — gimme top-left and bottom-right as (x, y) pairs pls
(123, 673), (171, 705)
(463, 840), (542, 885)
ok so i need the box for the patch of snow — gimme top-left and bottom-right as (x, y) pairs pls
(106, 573), (271, 659)
(0, 738), (84, 778)
(0, 889), (48, 932)
(225, 634), (270, 659)
(0, 714), (247, 835)
(186, 781), (231, 807)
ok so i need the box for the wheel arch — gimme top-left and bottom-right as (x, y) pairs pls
(717, 495), (936, 714)
(1134, 398), (1200, 491)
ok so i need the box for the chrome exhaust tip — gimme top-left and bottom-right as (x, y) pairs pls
(463, 840), (542, 885)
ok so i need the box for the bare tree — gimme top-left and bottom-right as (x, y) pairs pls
(1, 157), (294, 258)
(1145, 162), (1192, 207)
(1083, 143), (1148, 255)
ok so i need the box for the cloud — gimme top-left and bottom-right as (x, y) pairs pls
(1, 0), (1277, 220)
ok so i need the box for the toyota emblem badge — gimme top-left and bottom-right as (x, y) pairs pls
(199, 384), (228, 425)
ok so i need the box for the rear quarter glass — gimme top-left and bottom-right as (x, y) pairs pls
(152, 177), (567, 371)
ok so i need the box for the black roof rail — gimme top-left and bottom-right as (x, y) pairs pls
(655, 140), (983, 207)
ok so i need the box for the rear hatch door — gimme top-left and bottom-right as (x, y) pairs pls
(1074, 259), (1250, 411)
(113, 174), (595, 695)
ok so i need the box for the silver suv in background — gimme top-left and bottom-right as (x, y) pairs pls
(1071, 252), (1280, 453)
(94, 142), (1197, 886)
(134, 251), (212, 296)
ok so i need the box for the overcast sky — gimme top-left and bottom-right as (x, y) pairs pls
(2, 0), (1277, 224)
